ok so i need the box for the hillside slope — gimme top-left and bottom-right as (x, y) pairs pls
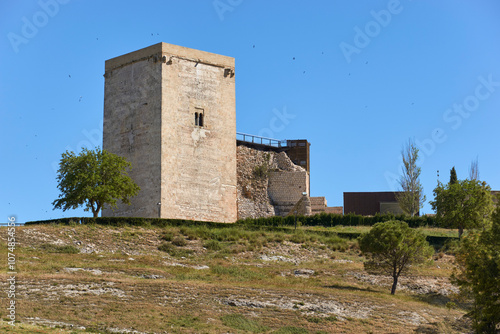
(0, 223), (469, 333)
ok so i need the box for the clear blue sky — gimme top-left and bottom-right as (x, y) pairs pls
(2, 0), (500, 223)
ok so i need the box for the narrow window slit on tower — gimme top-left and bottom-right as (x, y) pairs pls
(195, 108), (204, 127)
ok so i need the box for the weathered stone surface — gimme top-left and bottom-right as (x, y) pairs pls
(293, 269), (315, 277)
(268, 170), (309, 216)
(236, 145), (276, 219)
(103, 43), (237, 222)
(237, 145), (309, 219)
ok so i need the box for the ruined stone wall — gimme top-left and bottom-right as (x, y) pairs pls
(268, 171), (309, 216)
(237, 145), (309, 219)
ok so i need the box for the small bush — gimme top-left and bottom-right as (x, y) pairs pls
(158, 242), (175, 253)
(306, 317), (321, 323)
(253, 163), (269, 179)
(160, 231), (174, 242)
(324, 315), (338, 322)
(179, 226), (198, 240)
(40, 244), (79, 254)
(171, 236), (187, 247)
(158, 242), (193, 257)
(204, 240), (223, 251)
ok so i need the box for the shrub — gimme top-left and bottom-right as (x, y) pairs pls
(158, 242), (193, 257)
(40, 244), (79, 254)
(160, 231), (174, 242)
(253, 163), (269, 179)
(204, 240), (223, 251)
(158, 242), (175, 254)
(171, 236), (187, 247)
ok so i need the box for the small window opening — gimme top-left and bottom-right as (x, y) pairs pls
(195, 108), (204, 127)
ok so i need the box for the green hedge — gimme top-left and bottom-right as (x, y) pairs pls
(238, 212), (438, 228)
(24, 217), (233, 228)
(26, 212), (438, 229)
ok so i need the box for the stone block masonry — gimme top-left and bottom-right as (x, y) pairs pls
(268, 170), (309, 216)
(102, 43), (237, 222)
(310, 196), (344, 215)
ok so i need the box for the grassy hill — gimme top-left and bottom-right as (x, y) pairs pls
(0, 222), (469, 333)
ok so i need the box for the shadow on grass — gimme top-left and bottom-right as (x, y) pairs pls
(414, 316), (471, 334)
(323, 283), (378, 293)
(413, 293), (452, 306)
(413, 293), (472, 311)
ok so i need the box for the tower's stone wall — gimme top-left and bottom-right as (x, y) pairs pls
(103, 43), (237, 222)
(102, 49), (163, 218)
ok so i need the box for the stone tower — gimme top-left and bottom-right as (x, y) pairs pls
(102, 43), (237, 222)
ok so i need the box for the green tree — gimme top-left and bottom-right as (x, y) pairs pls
(52, 147), (140, 217)
(358, 220), (433, 294)
(430, 179), (493, 239)
(453, 201), (500, 333)
(395, 139), (426, 217)
(449, 166), (458, 185)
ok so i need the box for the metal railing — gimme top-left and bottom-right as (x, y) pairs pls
(236, 132), (286, 148)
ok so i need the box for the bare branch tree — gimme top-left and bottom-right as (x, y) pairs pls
(469, 156), (479, 181)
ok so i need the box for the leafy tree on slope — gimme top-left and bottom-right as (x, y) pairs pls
(53, 147), (140, 217)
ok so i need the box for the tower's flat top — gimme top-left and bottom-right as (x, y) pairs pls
(105, 42), (235, 72)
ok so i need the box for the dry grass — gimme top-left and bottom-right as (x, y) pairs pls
(0, 224), (468, 333)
